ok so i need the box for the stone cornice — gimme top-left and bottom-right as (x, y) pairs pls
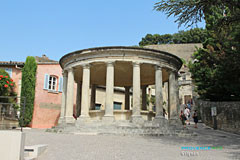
(60, 46), (182, 71)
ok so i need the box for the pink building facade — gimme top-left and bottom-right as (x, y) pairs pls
(1, 57), (77, 129)
(31, 62), (63, 128)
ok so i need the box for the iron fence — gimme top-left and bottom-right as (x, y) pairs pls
(0, 96), (25, 131)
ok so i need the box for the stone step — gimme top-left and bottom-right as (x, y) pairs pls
(24, 144), (48, 160)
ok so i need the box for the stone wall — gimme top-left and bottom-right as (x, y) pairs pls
(197, 100), (240, 134)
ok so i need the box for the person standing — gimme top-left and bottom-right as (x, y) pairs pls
(184, 106), (190, 125)
(187, 101), (192, 111)
(192, 110), (198, 128)
(179, 110), (186, 128)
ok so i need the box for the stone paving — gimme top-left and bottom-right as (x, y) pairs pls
(24, 123), (240, 160)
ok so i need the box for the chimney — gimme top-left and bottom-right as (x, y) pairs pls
(42, 54), (48, 59)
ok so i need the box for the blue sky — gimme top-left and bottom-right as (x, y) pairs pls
(0, 0), (205, 62)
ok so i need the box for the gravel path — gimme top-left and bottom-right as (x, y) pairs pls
(24, 123), (240, 160)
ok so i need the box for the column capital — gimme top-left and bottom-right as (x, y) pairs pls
(132, 61), (141, 67)
(82, 64), (90, 69)
(155, 65), (162, 70)
(66, 67), (74, 72)
(106, 61), (115, 66)
(62, 70), (68, 77)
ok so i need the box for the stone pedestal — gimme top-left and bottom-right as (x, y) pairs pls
(65, 116), (75, 124)
(153, 116), (168, 127)
(102, 115), (115, 123)
(76, 116), (91, 126)
(131, 115), (145, 125)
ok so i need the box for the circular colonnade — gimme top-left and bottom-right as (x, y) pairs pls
(58, 46), (182, 124)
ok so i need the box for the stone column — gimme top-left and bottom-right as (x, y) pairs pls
(65, 68), (75, 123)
(103, 62), (114, 121)
(90, 84), (96, 110)
(131, 62), (144, 124)
(59, 71), (68, 124)
(124, 86), (130, 110)
(141, 85), (147, 110)
(154, 66), (165, 119)
(79, 65), (90, 120)
(76, 82), (82, 117)
(169, 70), (179, 124)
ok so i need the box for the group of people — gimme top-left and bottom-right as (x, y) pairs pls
(179, 102), (198, 128)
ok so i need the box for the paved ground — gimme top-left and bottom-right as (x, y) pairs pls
(24, 122), (240, 160)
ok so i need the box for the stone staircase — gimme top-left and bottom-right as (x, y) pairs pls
(49, 120), (196, 137)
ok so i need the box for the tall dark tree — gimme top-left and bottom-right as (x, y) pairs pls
(20, 56), (37, 126)
(188, 7), (240, 101)
(154, 0), (240, 100)
(154, 0), (240, 27)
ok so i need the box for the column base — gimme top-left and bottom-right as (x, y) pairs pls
(102, 115), (115, 123)
(75, 115), (91, 128)
(147, 111), (154, 121)
(58, 117), (65, 124)
(65, 116), (76, 124)
(153, 116), (168, 126)
(77, 115), (90, 122)
(130, 115), (144, 124)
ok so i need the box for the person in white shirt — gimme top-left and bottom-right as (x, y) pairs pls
(184, 106), (190, 125)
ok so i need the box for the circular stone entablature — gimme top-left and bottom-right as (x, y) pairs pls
(59, 46), (182, 87)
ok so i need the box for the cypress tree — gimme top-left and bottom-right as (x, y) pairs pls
(20, 56), (37, 126)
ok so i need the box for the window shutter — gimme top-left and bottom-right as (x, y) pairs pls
(58, 77), (63, 92)
(44, 74), (49, 89)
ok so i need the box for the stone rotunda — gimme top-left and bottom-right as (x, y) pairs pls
(57, 46), (187, 135)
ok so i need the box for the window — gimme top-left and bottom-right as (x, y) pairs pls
(95, 104), (101, 110)
(44, 74), (63, 92)
(114, 102), (122, 110)
(48, 76), (57, 91)
(5, 68), (12, 77)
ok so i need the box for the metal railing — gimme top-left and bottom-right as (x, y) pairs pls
(0, 96), (26, 131)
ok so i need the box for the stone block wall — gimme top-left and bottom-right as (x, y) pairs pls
(197, 100), (240, 134)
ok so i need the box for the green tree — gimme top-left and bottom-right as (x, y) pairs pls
(20, 56), (37, 126)
(154, 1), (240, 101)
(154, 0), (240, 27)
(188, 7), (240, 101)
(139, 28), (207, 46)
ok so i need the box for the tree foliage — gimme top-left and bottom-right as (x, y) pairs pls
(188, 7), (240, 101)
(154, 0), (240, 27)
(139, 28), (207, 46)
(155, 0), (240, 101)
(20, 56), (37, 126)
